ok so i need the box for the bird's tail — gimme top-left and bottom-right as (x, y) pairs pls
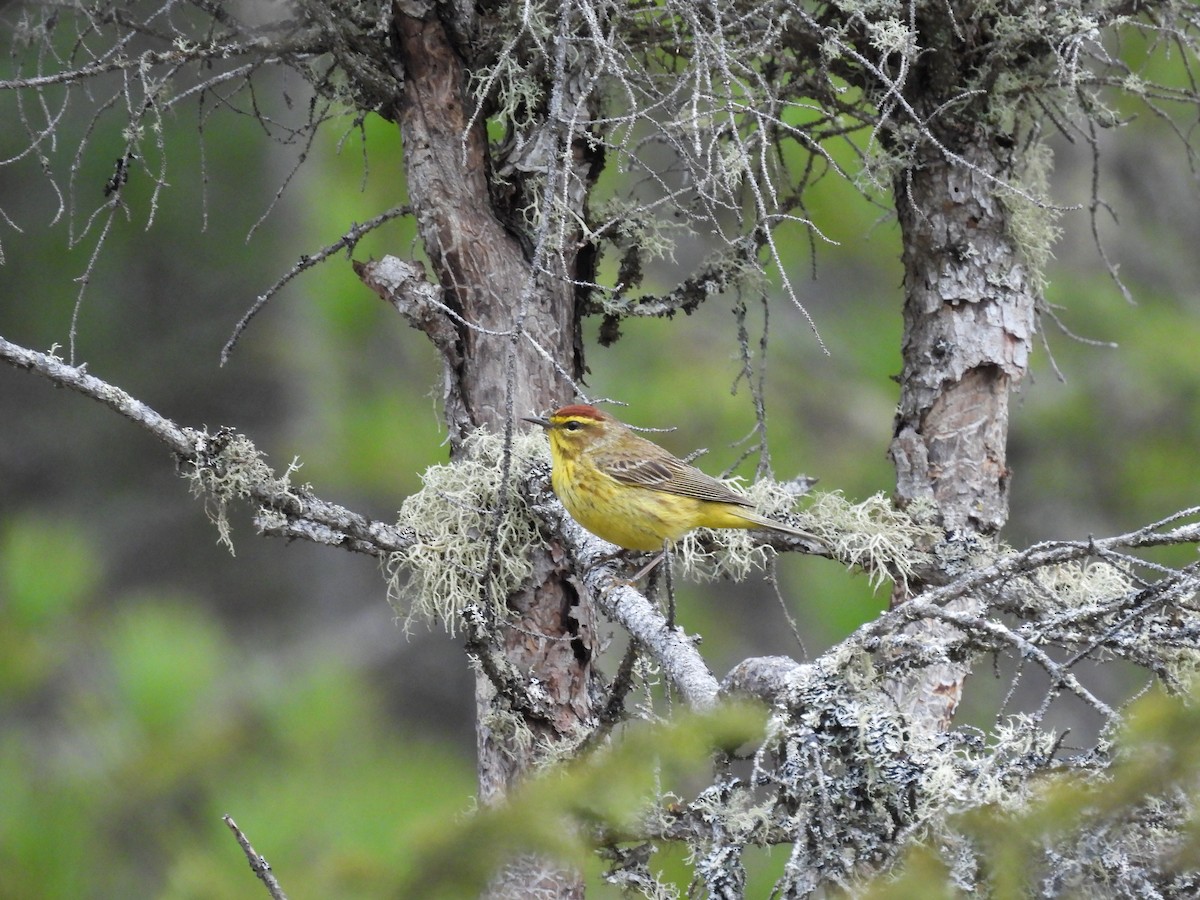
(737, 510), (826, 548)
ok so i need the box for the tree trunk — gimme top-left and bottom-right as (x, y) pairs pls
(389, 3), (599, 896)
(888, 131), (1037, 731)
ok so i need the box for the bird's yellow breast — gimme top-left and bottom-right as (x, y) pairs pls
(551, 453), (721, 551)
(549, 453), (681, 554)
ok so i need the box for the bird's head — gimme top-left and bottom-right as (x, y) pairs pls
(523, 404), (616, 460)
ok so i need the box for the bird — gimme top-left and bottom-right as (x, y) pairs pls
(523, 404), (823, 574)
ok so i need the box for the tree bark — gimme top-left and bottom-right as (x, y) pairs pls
(888, 130), (1037, 730)
(890, 138), (1034, 535)
(390, 7), (579, 439)
(388, 3), (599, 896)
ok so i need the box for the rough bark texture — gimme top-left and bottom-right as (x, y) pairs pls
(388, 3), (598, 896)
(887, 132), (1037, 730)
(890, 140), (1034, 535)
(391, 8), (578, 440)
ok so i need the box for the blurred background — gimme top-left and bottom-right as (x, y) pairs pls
(1, 15), (1198, 899)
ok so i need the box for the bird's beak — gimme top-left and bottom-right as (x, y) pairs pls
(522, 414), (552, 429)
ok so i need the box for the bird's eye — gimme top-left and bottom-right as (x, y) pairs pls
(564, 421), (582, 432)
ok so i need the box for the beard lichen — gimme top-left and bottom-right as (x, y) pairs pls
(806, 490), (939, 590)
(387, 429), (546, 635)
(667, 483), (935, 590)
(183, 427), (302, 555)
(670, 475), (823, 581)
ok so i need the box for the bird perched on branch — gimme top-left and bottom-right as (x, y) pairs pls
(523, 404), (823, 575)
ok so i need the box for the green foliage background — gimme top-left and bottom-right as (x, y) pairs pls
(1, 44), (1198, 900)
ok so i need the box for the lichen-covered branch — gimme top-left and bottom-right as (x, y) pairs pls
(522, 461), (722, 711)
(598, 524), (1200, 896)
(0, 335), (410, 555)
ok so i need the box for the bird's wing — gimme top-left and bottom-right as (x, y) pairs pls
(599, 451), (751, 506)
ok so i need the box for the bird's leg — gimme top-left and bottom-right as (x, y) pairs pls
(624, 543), (677, 626)
(626, 548), (666, 583)
(644, 557), (660, 602)
(590, 548), (629, 569)
(601, 549), (658, 587)
(663, 543), (676, 629)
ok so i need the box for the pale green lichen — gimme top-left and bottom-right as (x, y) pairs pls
(387, 429), (546, 635)
(1027, 559), (1132, 613)
(479, 700), (538, 764)
(1001, 140), (1063, 293)
(675, 477), (813, 581)
(590, 197), (687, 268)
(676, 486), (933, 590)
(183, 429), (302, 555)
(806, 490), (938, 590)
(468, 0), (553, 130)
(865, 16), (915, 56)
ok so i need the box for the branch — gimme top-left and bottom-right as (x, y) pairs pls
(0, 35), (322, 92)
(354, 255), (461, 369)
(222, 206), (412, 364)
(884, 600), (1116, 719)
(917, 516), (1200, 610)
(721, 656), (807, 703)
(1, 332), (715, 719)
(0, 335), (410, 555)
(722, 514), (1200, 705)
(0, 333), (659, 731)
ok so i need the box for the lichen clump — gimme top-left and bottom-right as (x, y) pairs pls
(676, 476), (816, 581)
(389, 429), (547, 634)
(184, 427), (301, 554)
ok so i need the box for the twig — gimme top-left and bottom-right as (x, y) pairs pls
(899, 600), (1115, 719)
(222, 206), (412, 364)
(222, 815), (289, 900)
